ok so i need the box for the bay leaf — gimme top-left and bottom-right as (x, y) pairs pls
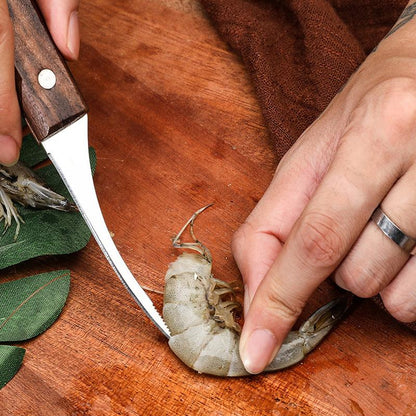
(0, 345), (25, 389)
(0, 135), (96, 269)
(0, 270), (70, 342)
(17, 133), (48, 167)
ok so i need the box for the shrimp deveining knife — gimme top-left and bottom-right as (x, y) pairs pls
(8, 0), (171, 339)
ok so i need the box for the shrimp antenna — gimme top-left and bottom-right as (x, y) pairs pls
(171, 203), (213, 260)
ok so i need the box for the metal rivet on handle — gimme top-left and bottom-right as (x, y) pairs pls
(38, 69), (56, 90)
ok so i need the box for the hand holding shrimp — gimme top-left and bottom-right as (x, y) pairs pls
(233, 2), (416, 374)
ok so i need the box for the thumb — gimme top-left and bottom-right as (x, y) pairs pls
(37, 0), (81, 60)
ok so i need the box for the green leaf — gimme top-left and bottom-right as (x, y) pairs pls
(0, 135), (96, 269)
(17, 133), (48, 167)
(0, 270), (70, 342)
(0, 345), (25, 389)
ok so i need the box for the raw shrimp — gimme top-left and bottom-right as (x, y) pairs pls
(0, 161), (76, 239)
(163, 205), (352, 377)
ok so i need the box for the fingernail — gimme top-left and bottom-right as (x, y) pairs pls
(0, 135), (19, 166)
(240, 329), (278, 374)
(67, 11), (80, 59)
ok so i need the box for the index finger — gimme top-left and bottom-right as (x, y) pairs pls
(239, 120), (403, 374)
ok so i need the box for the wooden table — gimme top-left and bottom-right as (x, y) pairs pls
(2, 1), (415, 414)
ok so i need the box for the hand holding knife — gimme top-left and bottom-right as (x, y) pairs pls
(8, 0), (171, 339)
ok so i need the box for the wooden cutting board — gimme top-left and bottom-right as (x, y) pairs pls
(1, 1), (415, 415)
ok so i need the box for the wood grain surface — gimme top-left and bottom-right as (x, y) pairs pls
(1, 1), (415, 415)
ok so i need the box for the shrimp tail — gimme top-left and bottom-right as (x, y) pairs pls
(0, 161), (77, 239)
(265, 294), (353, 373)
(299, 294), (353, 353)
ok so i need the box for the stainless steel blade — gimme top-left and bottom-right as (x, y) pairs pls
(42, 115), (171, 339)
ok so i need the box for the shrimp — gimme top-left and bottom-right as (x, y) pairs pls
(163, 205), (352, 377)
(0, 161), (76, 239)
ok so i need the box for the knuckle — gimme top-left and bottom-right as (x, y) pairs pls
(295, 212), (345, 269)
(347, 77), (416, 161)
(369, 78), (416, 147)
(382, 289), (416, 323)
(380, 79), (416, 136)
(231, 221), (253, 256)
(336, 262), (383, 298)
(265, 288), (304, 322)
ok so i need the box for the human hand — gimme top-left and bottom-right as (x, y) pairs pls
(233, 6), (416, 374)
(0, 0), (80, 165)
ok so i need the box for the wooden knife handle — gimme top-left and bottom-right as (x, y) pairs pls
(8, 0), (87, 142)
